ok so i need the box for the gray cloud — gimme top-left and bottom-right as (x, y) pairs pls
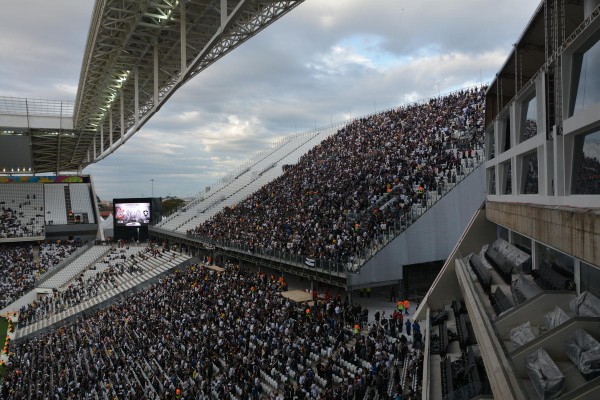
(1, 0), (540, 200)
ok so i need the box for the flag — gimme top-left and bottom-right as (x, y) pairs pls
(305, 258), (316, 268)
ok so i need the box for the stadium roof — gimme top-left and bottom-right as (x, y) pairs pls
(485, 0), (587, 127)
(0, 0), (304, 174)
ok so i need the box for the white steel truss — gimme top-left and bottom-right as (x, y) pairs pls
(0, 1), (304, 174)
(72, 0), (305, 170)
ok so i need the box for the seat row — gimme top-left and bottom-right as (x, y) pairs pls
(16, 252), (190, 340)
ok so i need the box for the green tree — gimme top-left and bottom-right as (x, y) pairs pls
(162, 198), (185, 215)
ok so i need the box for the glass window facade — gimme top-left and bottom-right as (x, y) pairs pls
(580, 261), (600, 297)
(486, 130), (495, 160)
(521, 95), (537, 142)
(572, 38), (600, 116)
(488, 168), (496, 195)
(502, 161), (512, 195)
(538, 243), (574, 278)
(511, 231), (532, 255)
(502, 116), (511, 153)
(522, 151), (538, 194)
(572, 129), (600, 194)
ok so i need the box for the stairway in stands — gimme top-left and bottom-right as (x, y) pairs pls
(64, 185), (74, 224)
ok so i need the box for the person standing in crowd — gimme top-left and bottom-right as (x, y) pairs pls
(403, 299), (410, 315)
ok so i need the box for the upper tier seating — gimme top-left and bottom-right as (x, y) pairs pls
(69, 183), (95, 223)
(191, 87), (487, 266)
(0, 183), (45, 238)
(44, 184), (67, 225)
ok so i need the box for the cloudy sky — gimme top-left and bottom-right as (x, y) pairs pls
(0, 0), (541, 200)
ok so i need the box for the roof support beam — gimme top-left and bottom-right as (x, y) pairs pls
(56, 131), (62, 175)
(88, 1), (306, 167)
(134, 66), (139, 126)
(180, 1), (187, 75)
(120, 90), (124, 141)
(109, 110), (113, 151)
(154, 37), (159, 107)
(221, 0), (227, 25)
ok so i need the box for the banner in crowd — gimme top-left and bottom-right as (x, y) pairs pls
(305, 257), (316, 268)
(0, 175), (89, 184)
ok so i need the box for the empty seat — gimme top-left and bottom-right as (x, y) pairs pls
(510, 321), (536, 348)
(511, 275), (542, 305)
(485, 238), (531, 283)
(570, 291), (600, 318)
(526, 348), (565, 399)
(564, 329), (600, 380)
(534, 261), (574, 291)
(489, 287), (514, 315)
(544, 306), (571, 331)
(468, 253), (492, 293)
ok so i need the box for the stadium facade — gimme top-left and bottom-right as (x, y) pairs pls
(415, 0), (600, 399)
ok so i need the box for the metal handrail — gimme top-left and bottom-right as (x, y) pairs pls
(0, 96), (74, 117)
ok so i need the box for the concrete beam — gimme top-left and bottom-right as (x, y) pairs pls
(486, 201), (600, 267)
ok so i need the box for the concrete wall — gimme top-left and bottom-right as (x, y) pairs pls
(486, 201), (600, 267)
(348, 163), (486, 288)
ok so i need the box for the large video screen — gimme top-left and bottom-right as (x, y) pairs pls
(114, 202), (151, 227)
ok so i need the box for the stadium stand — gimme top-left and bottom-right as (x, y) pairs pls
(43, 184), (68, 225)
(16, 244), (190, 339)
(0, 183), (44, 239)
(188, 87), (487, 270)
(39, 245), (110, 289)
(156, 126), (340, 233)
(2, 262), (423, 400)
(427, 298), (490, 398)
(69, 183), (96, 223)
(426, 231), (597, 399)
(37, 241), (80, 277)
(0, 243), (79, 311)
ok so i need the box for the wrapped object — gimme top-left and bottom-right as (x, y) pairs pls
(511, 275), (542, 305)
(526, 348), (565, 400)
(570, 291), (600, 317)
(492, 238), (532, 274)
(510, 321), (536, 348)
(543, 306), (571, 331)
(564, 329), (600, 376)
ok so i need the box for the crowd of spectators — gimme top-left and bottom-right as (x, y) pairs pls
(17, 244), (165, 328)
(189, 87), (486, 268)
(2, 262), (423, 400)
(37, 241), (79, 276)
(0, 244), (35, 310)
(0, 242), (77, 310)
(0, 204), (44, 239)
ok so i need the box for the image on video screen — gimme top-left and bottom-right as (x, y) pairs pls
(114, 202), (151, 227)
